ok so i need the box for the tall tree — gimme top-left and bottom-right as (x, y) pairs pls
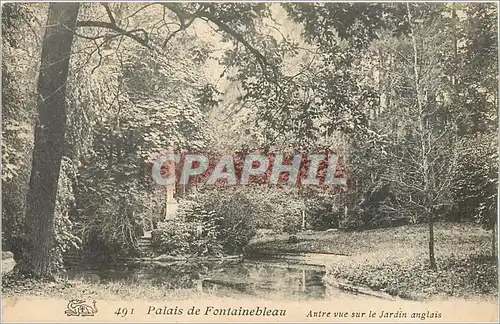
(21, 2), (81, 278)
(378, 4), (461, 269)
(18, 2), (281, 276)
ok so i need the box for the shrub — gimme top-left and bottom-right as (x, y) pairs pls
(151, 221), (193, 256)
(338, 183), (414, 231)
(152, 189), (257, 257)
(305, 196), (340, 230)
(78, 191), (145, 262)
(246, 186), (305, 234)
(195, 190), (257, 254)
(281, 212), (302, 235)
(151, 201), (224, 257)
(449, 133), (497, 230)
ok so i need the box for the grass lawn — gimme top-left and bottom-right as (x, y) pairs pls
(1, 276), (208, 301)
(248, 222), (498, 301)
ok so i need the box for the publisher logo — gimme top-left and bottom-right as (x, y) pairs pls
(65, 299), (98, 317)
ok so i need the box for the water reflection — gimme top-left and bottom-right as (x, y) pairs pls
(63, 258), (327, 300)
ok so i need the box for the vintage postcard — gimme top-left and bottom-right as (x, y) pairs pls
(1, 0), (499, 322)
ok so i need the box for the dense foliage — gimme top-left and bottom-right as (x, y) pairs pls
(151, 191), (257, 257)
(1, 2), (497, 280)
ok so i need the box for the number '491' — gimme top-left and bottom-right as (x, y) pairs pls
(115, 308), (134, 317)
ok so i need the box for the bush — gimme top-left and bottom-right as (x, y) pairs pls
(151, 189), (257, 257)
(78, 191), (145, 262)
(449, 133), (497, 229)
(246, 186), (304, 234)
(306, 196), (340, 230)
(194, 189), (257, 254)
(151, 202), (225, 257)
(151, 221), (194, 256)
(338, 183), (413, 231)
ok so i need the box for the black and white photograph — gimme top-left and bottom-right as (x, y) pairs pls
(1, 1), (499, 322)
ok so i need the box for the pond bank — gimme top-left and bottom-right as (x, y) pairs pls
(246, 252), (399, 300)
(248, 222), (498, 301)
(3, 223), (496, 303)
(1, 275), (207, 301)
(134, 254), (243, 263)
(2, 256), (328, 301)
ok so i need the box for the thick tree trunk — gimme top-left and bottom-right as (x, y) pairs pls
(21, 3), (80, 278)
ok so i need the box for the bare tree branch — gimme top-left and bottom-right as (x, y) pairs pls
(161, 3), (204, 48)
(101, 2), (116, 26)
(158, 3), (273, 75)
(120, 3), (158, 22)
(76, 20), (151, 49)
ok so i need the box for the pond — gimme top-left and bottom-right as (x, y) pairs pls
(62, 255), (334, 300)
